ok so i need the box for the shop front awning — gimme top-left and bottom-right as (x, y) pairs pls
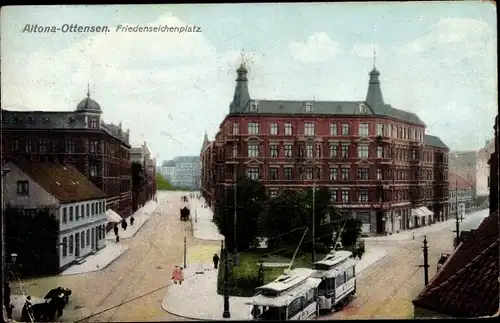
(419, 206), (434, 217)
(106, 209), (122, 223)
(411, 208), (427, 218)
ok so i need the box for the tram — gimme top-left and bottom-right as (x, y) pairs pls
(311, 250), (358, 312)
(246, 268), (322, 321)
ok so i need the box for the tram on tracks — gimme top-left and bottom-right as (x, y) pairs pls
(246, 268), (322, 320)
(311, 250), (358, 312)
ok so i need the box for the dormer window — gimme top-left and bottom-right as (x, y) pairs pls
(359, 103), (367, 113)
(13, 117), (20, 124)
(68, 116), (76, 124)
(2, 117), (8, 124)
(305, 102), (313, 112)
(28, 117), (35, 124)
(250, 101), (259, 112)
(42, 117), (50, 124)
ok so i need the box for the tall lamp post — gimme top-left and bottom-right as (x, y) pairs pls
(222, 239), (231, 318)
(2, 167), (11, 320)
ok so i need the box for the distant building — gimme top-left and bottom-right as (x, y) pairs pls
(3, 159), (107, 272)
(476, 139), (495, 197)
(448, 172), (473, 219)
(201, 62), (449, 235)
(489, 115), (498, 215)
(172, 156), (200, 189)
(130, 141), (157, 211)
(1, 89), (133, 218)
(160, 160), (176, 183)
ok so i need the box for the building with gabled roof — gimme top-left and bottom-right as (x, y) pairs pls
(412, 210), (499, 318)
(448, 172), (473, 219)
(3, 159), (108, 271)
(201, 61), (449, 235)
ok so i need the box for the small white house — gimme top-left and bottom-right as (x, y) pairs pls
(3, 159), (108, 272)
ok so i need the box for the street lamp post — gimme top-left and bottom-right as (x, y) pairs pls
(222, 239), (231, 318)
(2, 167), (11, 320)
(233, 166), (238, 266)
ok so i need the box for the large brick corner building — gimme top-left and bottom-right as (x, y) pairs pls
(201, 63), (449, 235)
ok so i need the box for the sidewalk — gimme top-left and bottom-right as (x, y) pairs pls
(188, 197), (224, 241)
(60, 242), (129, 276)
(365, 208), (489, 242)
(162, 245), (385, 320)
(105, 200), (158, 240)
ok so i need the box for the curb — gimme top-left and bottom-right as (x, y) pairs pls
(161, 300), (231, 321)
(59, 246), (130, 276)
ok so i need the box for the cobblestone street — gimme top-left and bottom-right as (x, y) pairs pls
(10, 191), (192, 322)
(322, 222), (468, 319)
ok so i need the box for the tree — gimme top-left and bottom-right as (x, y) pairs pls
(341, 218), (362, 248)
(5, 206), (59, 277)
(156, 173), (173, 190)
(213, 177), (268, 251)
(258, 190), (307, 249)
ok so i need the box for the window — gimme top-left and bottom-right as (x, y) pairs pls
(359, 189), (369, 202)
(304, 168), (313, 180)
(247, 167), (259, 181)
(270, 190), (278, 198)
(25, 140), (32, 153)
(62, 237), (68, 257)
(341, 190), (349, 203)
(69, 206), (74, 221)
(284, 122), (293, 135)
(11, 140), (19, 152)
(39, 139), (48, 153)
(89, 140), (99, 153)
(248, 143), (259, 157)
(16, 181), (29, 195)
(92, 203), (95, 216)
(357, 144), (369, 158)
(377, 146), (384, 158)
(86, 204), (90, 217)
(288, 298), (302, 320)
(66, 139), (75, 153)
(89, 118), (98, 129)
(86, 229), (90, 246)
(270, 145), (278, 157)
(269, 168), (279, 180)
(376, 124), (384, 136)
(341, 144), (349, 158)
(69, 235), (74, 254)
(250, 102), (258, 112)
(304, 122), (315, 136)
(284, 167), (293, 180)
(359, 103), (367, 113)
(232, 145), (238, 157)
(315, 143), (321, 158)
(81, 231), (85, 248)
(358, 123), (369, 137)
(248, 122), (260, 135)
(90, 163), (99, 177)
(329, 168), (338, 180)
(306, 143), (314, 158)
(346, 266), (355, 280)
(329, 144), (338, 157)
(305, 102), (313, 112)
(75, 205), (80, 220)
(270, 123), (278, 135)
(342, 124), (350, 136)
(377, 168), (383, 180)
(81, 205), (84, 218)
(358, 167), (369, 180)
(62, 208), (67, 223)
(330, 123), (338, 136)
(341, 167), (349, 180)
(330, 191), (337, 202)
(232, 122), (239, 135)
(284, 144), (293, 157)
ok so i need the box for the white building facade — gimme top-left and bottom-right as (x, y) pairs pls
(3, 160), (108, 271)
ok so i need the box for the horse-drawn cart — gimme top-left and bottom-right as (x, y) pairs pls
(180, 207), (190, 221)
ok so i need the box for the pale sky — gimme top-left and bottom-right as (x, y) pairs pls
(1, 2), (497, 163)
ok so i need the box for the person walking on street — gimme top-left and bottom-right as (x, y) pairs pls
(130, 216), (135, 226)
(213, 253), (220, 269)
(114, 223), (120, 242)
(172, 265), (181, 284)
(121, 218), (128, 231)
(178, 267), (184, 285)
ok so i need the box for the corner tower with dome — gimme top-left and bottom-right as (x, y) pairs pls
(1, 86), (134, 219)
(200, 61), (449, 236)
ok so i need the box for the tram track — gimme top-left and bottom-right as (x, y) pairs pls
(82, 199), (175, 322)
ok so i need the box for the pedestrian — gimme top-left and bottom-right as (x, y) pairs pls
(178, 267), (184, 285)
(130, 216), (135, 226)
(412, 232), (415, 240)
(172, 265), (181, 284)
(213, 253), (220, 269)
(121, 219), (128, 231)
(113, 223), (119, 236)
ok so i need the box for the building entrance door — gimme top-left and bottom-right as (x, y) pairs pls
(75, 232), (80, 257)
(95, 226), (99, 250)
(91, 228), (95, 250)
